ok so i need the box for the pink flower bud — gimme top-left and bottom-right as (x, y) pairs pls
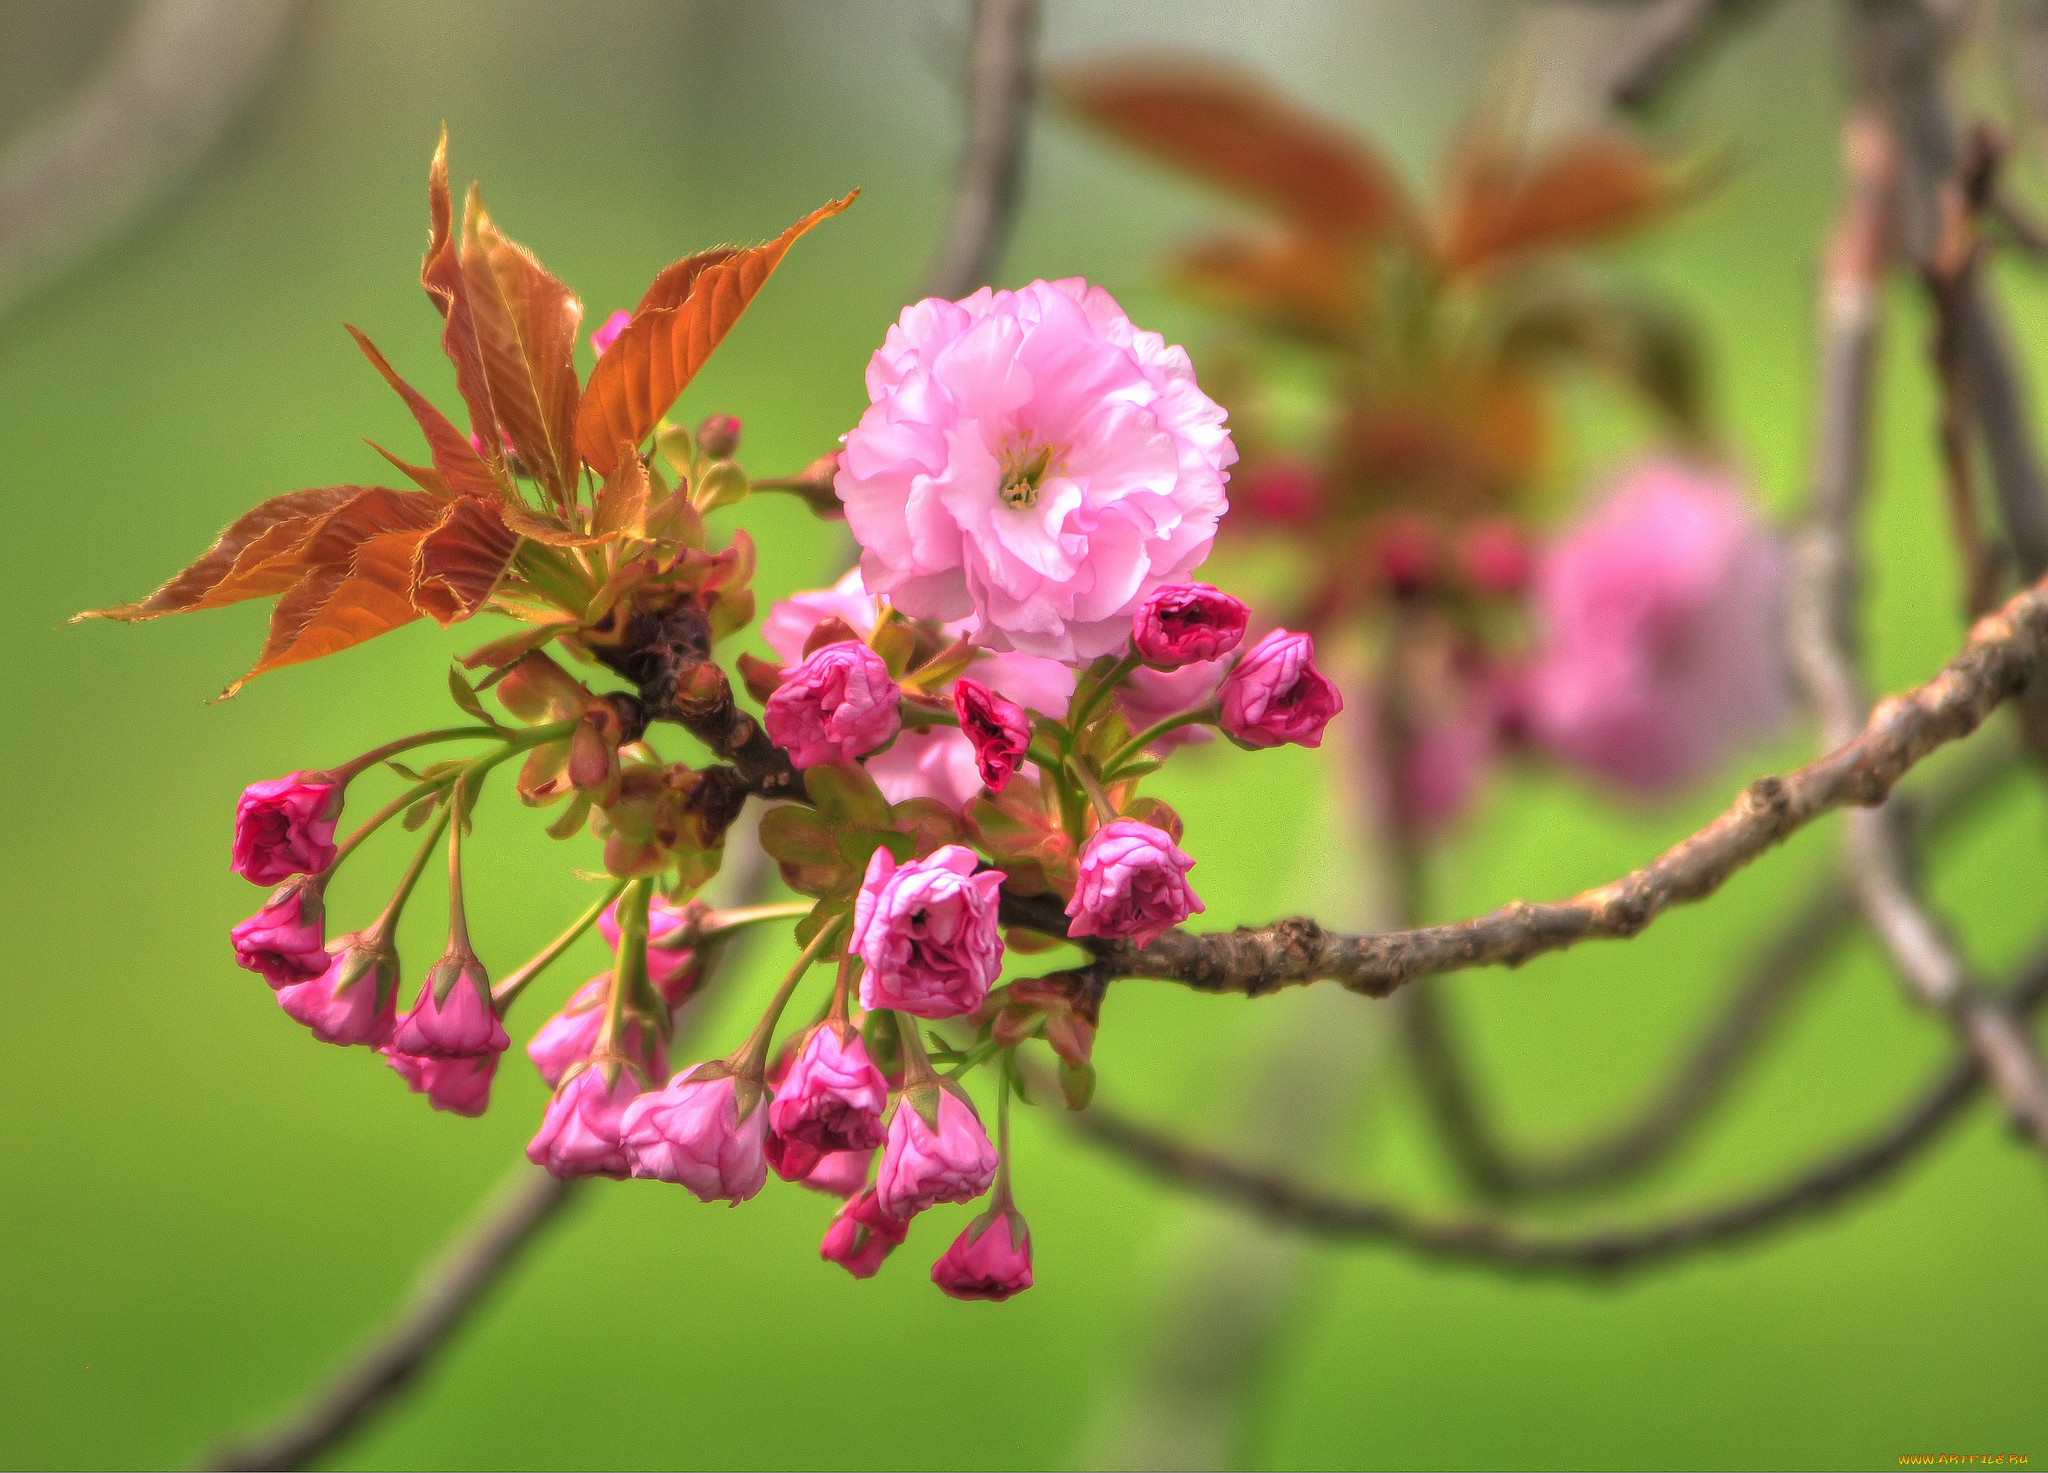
(526, 976), (669, 1088)
(1218, 629), (1343, 749)
(527, 1065), (644, 1180)
(590, 309), (631, 357)
(931, 1206), (1033, 1301)
(876, 1083), (998, 1220)
(851, 845), (1005, 1019)
(619, 1065), (769, 1203)
(798, 1147), (873, 1197)
(763, 641), (902, 769)
(1233, 458), (1324, 527)
(231, 879), (328, 987)
(233, 773), (341, 886)
(820, 1187), (911, 1279)
(697, 413), (742, 459)
(1370, 513), (1439, 596)
(1065, 819), (1203, 948)
(597, 895), (705, 1005)
(953, 678), (1031, 793)
(274, 932), (398, 1047)
(1458, 516), (1534, 597)
(769, 1023), (889, 1157)
(393, 949), (509, 1059)
(382, 1048), (496, 1117)
(1132, 582), (1248, 670)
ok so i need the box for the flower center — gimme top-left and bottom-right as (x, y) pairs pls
(997, 442), (1057, 509)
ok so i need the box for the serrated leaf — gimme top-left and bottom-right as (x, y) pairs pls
(346, 324), (503, 502)
(1057, 58), (1409, 241)
(421, 130), (508, 478)
(1438, 131), (1674, 279)
(461, 619), (577, 672)
(757, 806), (839, 869)
(459, 187), (584, 504)
(592, 451), (650, 538)
(76, 486), (368, 622)
(804, 762), (891, 830)
(576, 191), (858, 476)
(411, 496), (522, 626)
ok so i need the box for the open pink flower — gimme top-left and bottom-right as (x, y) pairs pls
(383, 1048), (496, 1117)
(769, 1023), (890, 1156)
(931, 1206), (1033, 1301)
(764, 641), (902, 769)
(393, 951), (508, 1059)
(1133, 583), (1247, 670)
(275, 934), (398, 1047)
(1065, 819), (1203, 948)
(837, 279), (1235, 662)
(954, 678), (1030, 792)
(231, 880), (328, 987)
(1219, 630), (1343, 749)
(821, 1187), (910, 1279)
(876, 1085), (999, 1219)
(528, 1066), (644, 1180)
(1529, 461), (1790, 795)
(233, 773), (341, 885)
(619, 1066), (769, 1203)
(597, 895), (705, 1005)
(590, 309), (631, 357)
(852, 845), (1005, 1019)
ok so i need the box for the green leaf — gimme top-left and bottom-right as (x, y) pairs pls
(447, 665), (495, 726)
(544, 792), (592, 840)
(401, 792), (443, 830)
(805, 763), (892, 830)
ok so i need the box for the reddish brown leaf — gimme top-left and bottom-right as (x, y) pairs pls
(460, 189), (585, 505)
(633, 247), (739, 316)
(1170, 229), (1367, 343)
(228, 528), (432, 695)
(412, 496), (523, 626)
(1437, 132), (1673, 278)
(498, 500), (610, 547)
(421, 130), (507, 472)
(1057, 57), (1409, 240)
(591, 450), (649, 538)
(76, 486), (365, 621)
(366, 440), (448, 496)
(576, 190), (858, 476)
(347, 325), (501, 501)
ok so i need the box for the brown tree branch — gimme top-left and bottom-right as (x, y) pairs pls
(1602, 0), (1779, 113)
(1059, 947), (2048, 1276)
(917, 0), (1040, 302)
(1063, 567), (2048, 997)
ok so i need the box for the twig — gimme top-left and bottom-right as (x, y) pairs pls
(916, 0), (1040, 302)
(1060, 948), (2048, 1276)
(206, 1167), (580, 1471)
(1602, 0), (1778, 113)
(1048, 565), (2048, 996)
(0, 0), (301, 321)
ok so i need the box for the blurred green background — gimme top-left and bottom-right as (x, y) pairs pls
(3, 2), (2045, 1469)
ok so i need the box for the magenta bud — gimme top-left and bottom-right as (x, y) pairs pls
(931, 1205), (1033, 1301)
(383, 1048), (497, 1117)
(768, 1023), (890, 1156)
(1064, 818), (1203, 949)
(1132, 582), (1248, 670)
(762, 641), (902, 769)
(527, 1064), (645, 1180)
(875, 1083), (998, 1220)
(275, 931), (398, 1047)
(590, 309), (631, 357)
(953, 677), (1031, 792)
(231, 878), (328, 988)
(233, 772), (342, 886)
(851, 845), (1005, 1020)
(696, 414), (742, 460)
(393, 948), (508, 1059)
(820, 1187), (910, 1279)
(618, 1064), (769, 1203)
(1218, 629), (1343, 750)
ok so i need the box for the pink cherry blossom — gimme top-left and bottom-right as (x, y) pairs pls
(382, 1048), (496, 1117)
(953, 678), (1030, 792)
(597, 895), (705, 1005)
(875, 1085), (999, 1219)
(763, 641), (902, 769)
(1065, 819), (1203, 949)
(619, 1067), (769, 1203)
(796, 1147), (872, 1198)
(931, 1207), (1033, 1301)
(525, 975), (668, 1089)
(1219, 629), (1343, 749)
(392, 954), (509, 1059)
(836, 278), (1235, 662)
(527, 1066), (644, 1180)
(769, 1024), (889, 1155)
(1132, 583), (1247, 670)
(231, 880), (328, 987)
(275, 934), (397, 1047)
(233, 773), (341, 886)
(1529, 461), (1790, 795)
(1117, 657), (1228, 753)
(820, 1187), (910, 1278)
(590, 309), (631, 357)
(852, 845), (1005, 1019)
(761, 570), (884, 662)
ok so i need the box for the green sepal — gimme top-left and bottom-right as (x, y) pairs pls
(1058, 1058), (1096, 1112)
(902, 1079), (946, 1135)
(694, 459), (749, 512)
(401, 791), (443, 831)
(545, 792), (593, 840)
(447, 665), (497, 727)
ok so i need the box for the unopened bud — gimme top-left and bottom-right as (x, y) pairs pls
(694, 459), (749, 513)
(696, 414), (742, 460)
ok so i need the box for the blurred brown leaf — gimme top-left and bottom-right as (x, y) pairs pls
(1438, 133), (1673, 279)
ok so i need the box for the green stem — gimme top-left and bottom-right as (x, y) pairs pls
(368, 798), (454, 947)
(1102, 705), (1218, 776)
(1072, 762), (1119, 826)
(943, 1034), (1002, 1080)
(900, 704), (962, 731)
(596, 876), (655, 1078)
(892, 1008), (939, 1088)
(1067, 649), (1142, 735)
(699, 901), (816, 939)
(334, 726), (503, 784)
(513, 544), (595, 616)
(444, 780), (471, 954)
(736, 917), (847, 1079)
(492, 879), (631, 1008)
(991, 1051), (1015, 1206)
(330, 777), (450, 870)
